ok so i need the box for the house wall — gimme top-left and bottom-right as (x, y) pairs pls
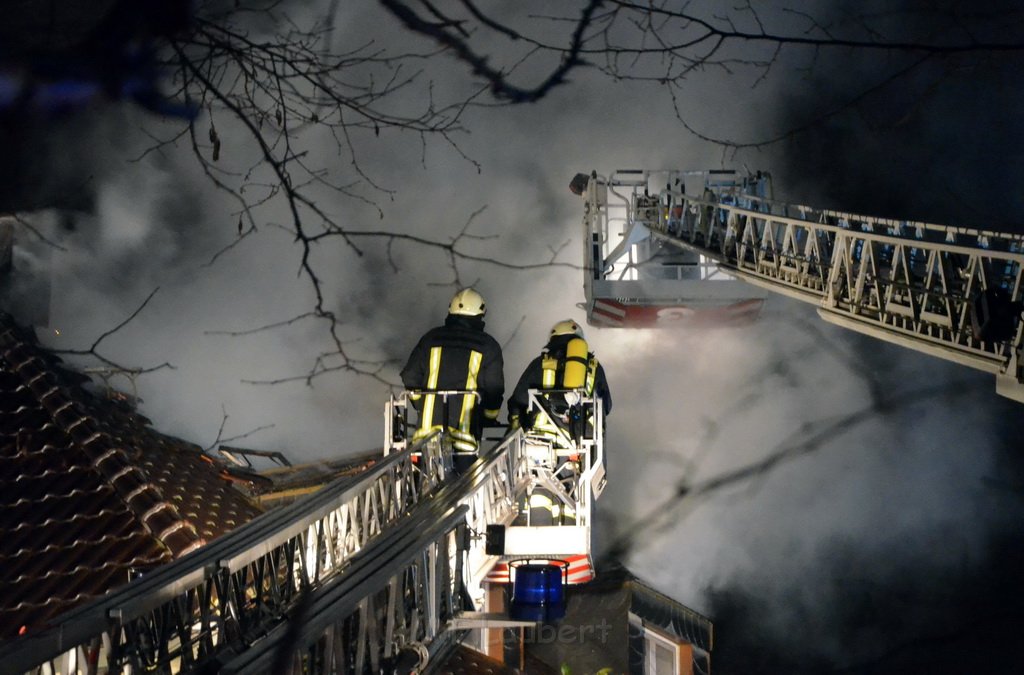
(524, 584), (631, 673)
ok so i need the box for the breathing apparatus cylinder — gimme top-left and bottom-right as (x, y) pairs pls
(562, 337), (589, 389)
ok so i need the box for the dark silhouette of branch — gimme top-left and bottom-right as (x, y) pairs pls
(600, 378), (976, 565)
(667, 52), (935, 151)
(51, 287), (174, 374)
(204, 312), (320, 337)
(397, 2), (1022, 150)
(203, 404), (276, 452)
(153, 7), (593, 385)
(5, 214), (68, 252)
(8, 2), (1021, 389)
(378, 0), (603, 102)
(601, 1), (1024, 55)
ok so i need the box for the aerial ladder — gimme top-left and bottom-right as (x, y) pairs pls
(3, 388), (605, 674)
(574, 169), (1024, 403)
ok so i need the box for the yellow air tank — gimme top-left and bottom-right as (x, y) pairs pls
(562, 337), (589, 389)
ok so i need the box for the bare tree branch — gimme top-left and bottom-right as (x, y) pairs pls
(52, 287), (174, 375)
(378, 0), (603, 102)
(600, 378), (976, 565)
(204, 404), (276, 451)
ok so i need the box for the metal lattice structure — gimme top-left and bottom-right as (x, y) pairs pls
(384, 390), (602, 609)
(216, 433), (541, 674)
(3, 436), (450, 674)
(7, 387), (608, 673)
(218, 501), (470, 674)
(581, 169), (1024, 402)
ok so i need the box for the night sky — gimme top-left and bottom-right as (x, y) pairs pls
(3, 2), (1024, 672)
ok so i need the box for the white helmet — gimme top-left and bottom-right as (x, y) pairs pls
(449, 288), (486, 316)
(550, 319), (584, 338)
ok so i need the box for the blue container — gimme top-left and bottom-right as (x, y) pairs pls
(509, 561), (568, 623)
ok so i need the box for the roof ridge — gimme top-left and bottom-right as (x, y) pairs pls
(0, 321), (206, 558)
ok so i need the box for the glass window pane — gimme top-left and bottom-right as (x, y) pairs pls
(653, 641), (675, 674)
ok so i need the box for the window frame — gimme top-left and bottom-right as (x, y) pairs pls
(643, 626), (679, 675)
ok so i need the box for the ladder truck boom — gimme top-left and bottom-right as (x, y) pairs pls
(2, 440), (450, 673)
(8, 388), (607, 673)
(576, 169), (1024, 403)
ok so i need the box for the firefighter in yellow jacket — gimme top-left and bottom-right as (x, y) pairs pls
(400, 289), (504, 470)
(507, 319), (611, 434)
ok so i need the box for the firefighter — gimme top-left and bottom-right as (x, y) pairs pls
(507, 319), (611, 435)
(400, 288), (504, 471)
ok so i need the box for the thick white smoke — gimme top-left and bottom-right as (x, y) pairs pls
(595, 302), (1017, 652)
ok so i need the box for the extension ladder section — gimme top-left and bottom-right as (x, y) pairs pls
(2, 438), (450, 674)
(580, 169), (1024, 402)
(7, 387), (606, 673)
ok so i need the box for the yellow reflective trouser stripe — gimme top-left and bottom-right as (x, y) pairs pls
(415, 346), (443, 439)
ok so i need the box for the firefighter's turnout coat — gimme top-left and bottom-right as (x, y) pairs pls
(508, 334), (612, 425)
(400, 314), (504, 452)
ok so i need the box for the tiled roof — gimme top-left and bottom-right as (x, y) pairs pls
(0, 315), (263, 638)
(629, 578), (713, 653)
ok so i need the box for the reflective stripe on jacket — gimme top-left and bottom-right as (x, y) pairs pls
(400, 314), (504, 452)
